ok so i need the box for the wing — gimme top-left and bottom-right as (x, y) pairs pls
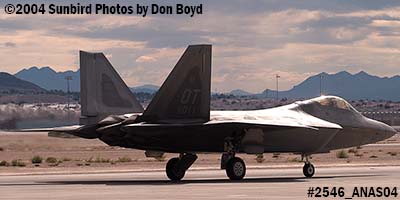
(122, 108), (343, 135)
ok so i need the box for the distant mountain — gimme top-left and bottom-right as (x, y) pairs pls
(0, 72), (46, 93)
(15, 66), (80, 92)
(130, 84), (159, 94)
(264, 71), (400, 101)
(229, 89), (253, 96)
(11, 66), (400, 101)
(14, 66), (159, 94)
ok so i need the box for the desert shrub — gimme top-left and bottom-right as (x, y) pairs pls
(45, 157), (58, 164)
(85, 157), (93, 163)
(11, 159), (26, 167)
(348, 148), (358, 154)
(0, 160), (9, 166)
(117, 156), (132, 162)
(255, 154), (265, 163)
(94, 157), (111, 163)
(289, 157), (301, 162)
(154, 155), (165, 162)
(272, 153), (280, 158)
(336, 150), (349, 159)
(387, 152), (397, 156)
(62, 157), (72, 161)
(31, 155), (43, 164)
(355, 153), (363, 157)
(369, 155), (378, 158)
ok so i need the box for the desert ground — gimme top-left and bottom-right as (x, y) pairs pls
(0, 132), (399, 175)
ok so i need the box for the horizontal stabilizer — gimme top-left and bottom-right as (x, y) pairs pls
(9, 124), (99, 139)
(7, 125), (82, 133)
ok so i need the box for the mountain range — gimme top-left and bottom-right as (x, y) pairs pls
(15, 66), (80, 92)
(7, 66), (400, 101)
(0, 72), (46, 94)
(264, 71), (400, 101)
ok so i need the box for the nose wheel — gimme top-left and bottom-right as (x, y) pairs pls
(303, 163), (315, 178)
(225, 157), (246, 180)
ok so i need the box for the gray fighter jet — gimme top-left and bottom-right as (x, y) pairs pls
(25, 45), (397, 181)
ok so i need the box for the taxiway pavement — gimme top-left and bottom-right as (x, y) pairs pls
(1, 166), (399, 199)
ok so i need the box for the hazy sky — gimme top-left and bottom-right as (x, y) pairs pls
(1, 0), (400, 92)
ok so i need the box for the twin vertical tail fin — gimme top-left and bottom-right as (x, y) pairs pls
(79, 51), (143, 125)
(79, 44), (211, 125)
(140, 45), (212, 123)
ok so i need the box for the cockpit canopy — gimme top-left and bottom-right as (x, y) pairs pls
(296, 96), (362, 125)
(305, 96), (358, 112)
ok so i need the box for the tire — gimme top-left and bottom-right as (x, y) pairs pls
(303, 163), (315, 178)
(166, 157), (185, 181)
(226, 157), (246, 180)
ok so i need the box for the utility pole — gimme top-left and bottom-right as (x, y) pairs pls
(319, 74), (323, 96)
(276, 74), (280, 101)
(65, 76), (73, 110)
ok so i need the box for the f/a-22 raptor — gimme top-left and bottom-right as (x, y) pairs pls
(30, 44), (397, 181)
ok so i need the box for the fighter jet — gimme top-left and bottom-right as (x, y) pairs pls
(23, 44), (397, 181)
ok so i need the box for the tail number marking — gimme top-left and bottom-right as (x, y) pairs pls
(178, 89), (201, 115)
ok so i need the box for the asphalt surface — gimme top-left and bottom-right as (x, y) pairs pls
(0, 166), (399, 200)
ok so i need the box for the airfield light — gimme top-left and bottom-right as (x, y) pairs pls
(319, 74), (324, 96)
(65, 76), (73, 110)
(276, 74), (280, 101)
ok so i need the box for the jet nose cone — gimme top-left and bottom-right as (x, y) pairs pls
(377, 121), (397, 140)
(386, 125), (397, 136)
(365, 118), (396, 142)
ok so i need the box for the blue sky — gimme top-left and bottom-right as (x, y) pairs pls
(1, 1), (400, 92)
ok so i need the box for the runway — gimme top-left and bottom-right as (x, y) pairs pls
(1, 166), (399, 200)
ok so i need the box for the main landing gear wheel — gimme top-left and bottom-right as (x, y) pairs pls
(166, 157), (186, 181)
(226, 157), (246, 180)
(303, 163), (315, 178)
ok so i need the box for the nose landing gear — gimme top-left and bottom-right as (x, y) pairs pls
(302, 154), (315, 178)
(303, 162), (315, 178)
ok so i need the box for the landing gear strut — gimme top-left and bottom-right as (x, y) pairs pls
(221, 136), (246, 180)
(166, 153), (197, 181)
(302, 154), (315, 178)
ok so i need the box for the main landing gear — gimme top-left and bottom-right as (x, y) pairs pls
(220, 136), (246, 180)
(166, 153), (197, 181)
(222, 154), (246, 180)
(302, 154), (315, 178)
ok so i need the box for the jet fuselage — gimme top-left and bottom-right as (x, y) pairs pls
(97, 96), (396, 155)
